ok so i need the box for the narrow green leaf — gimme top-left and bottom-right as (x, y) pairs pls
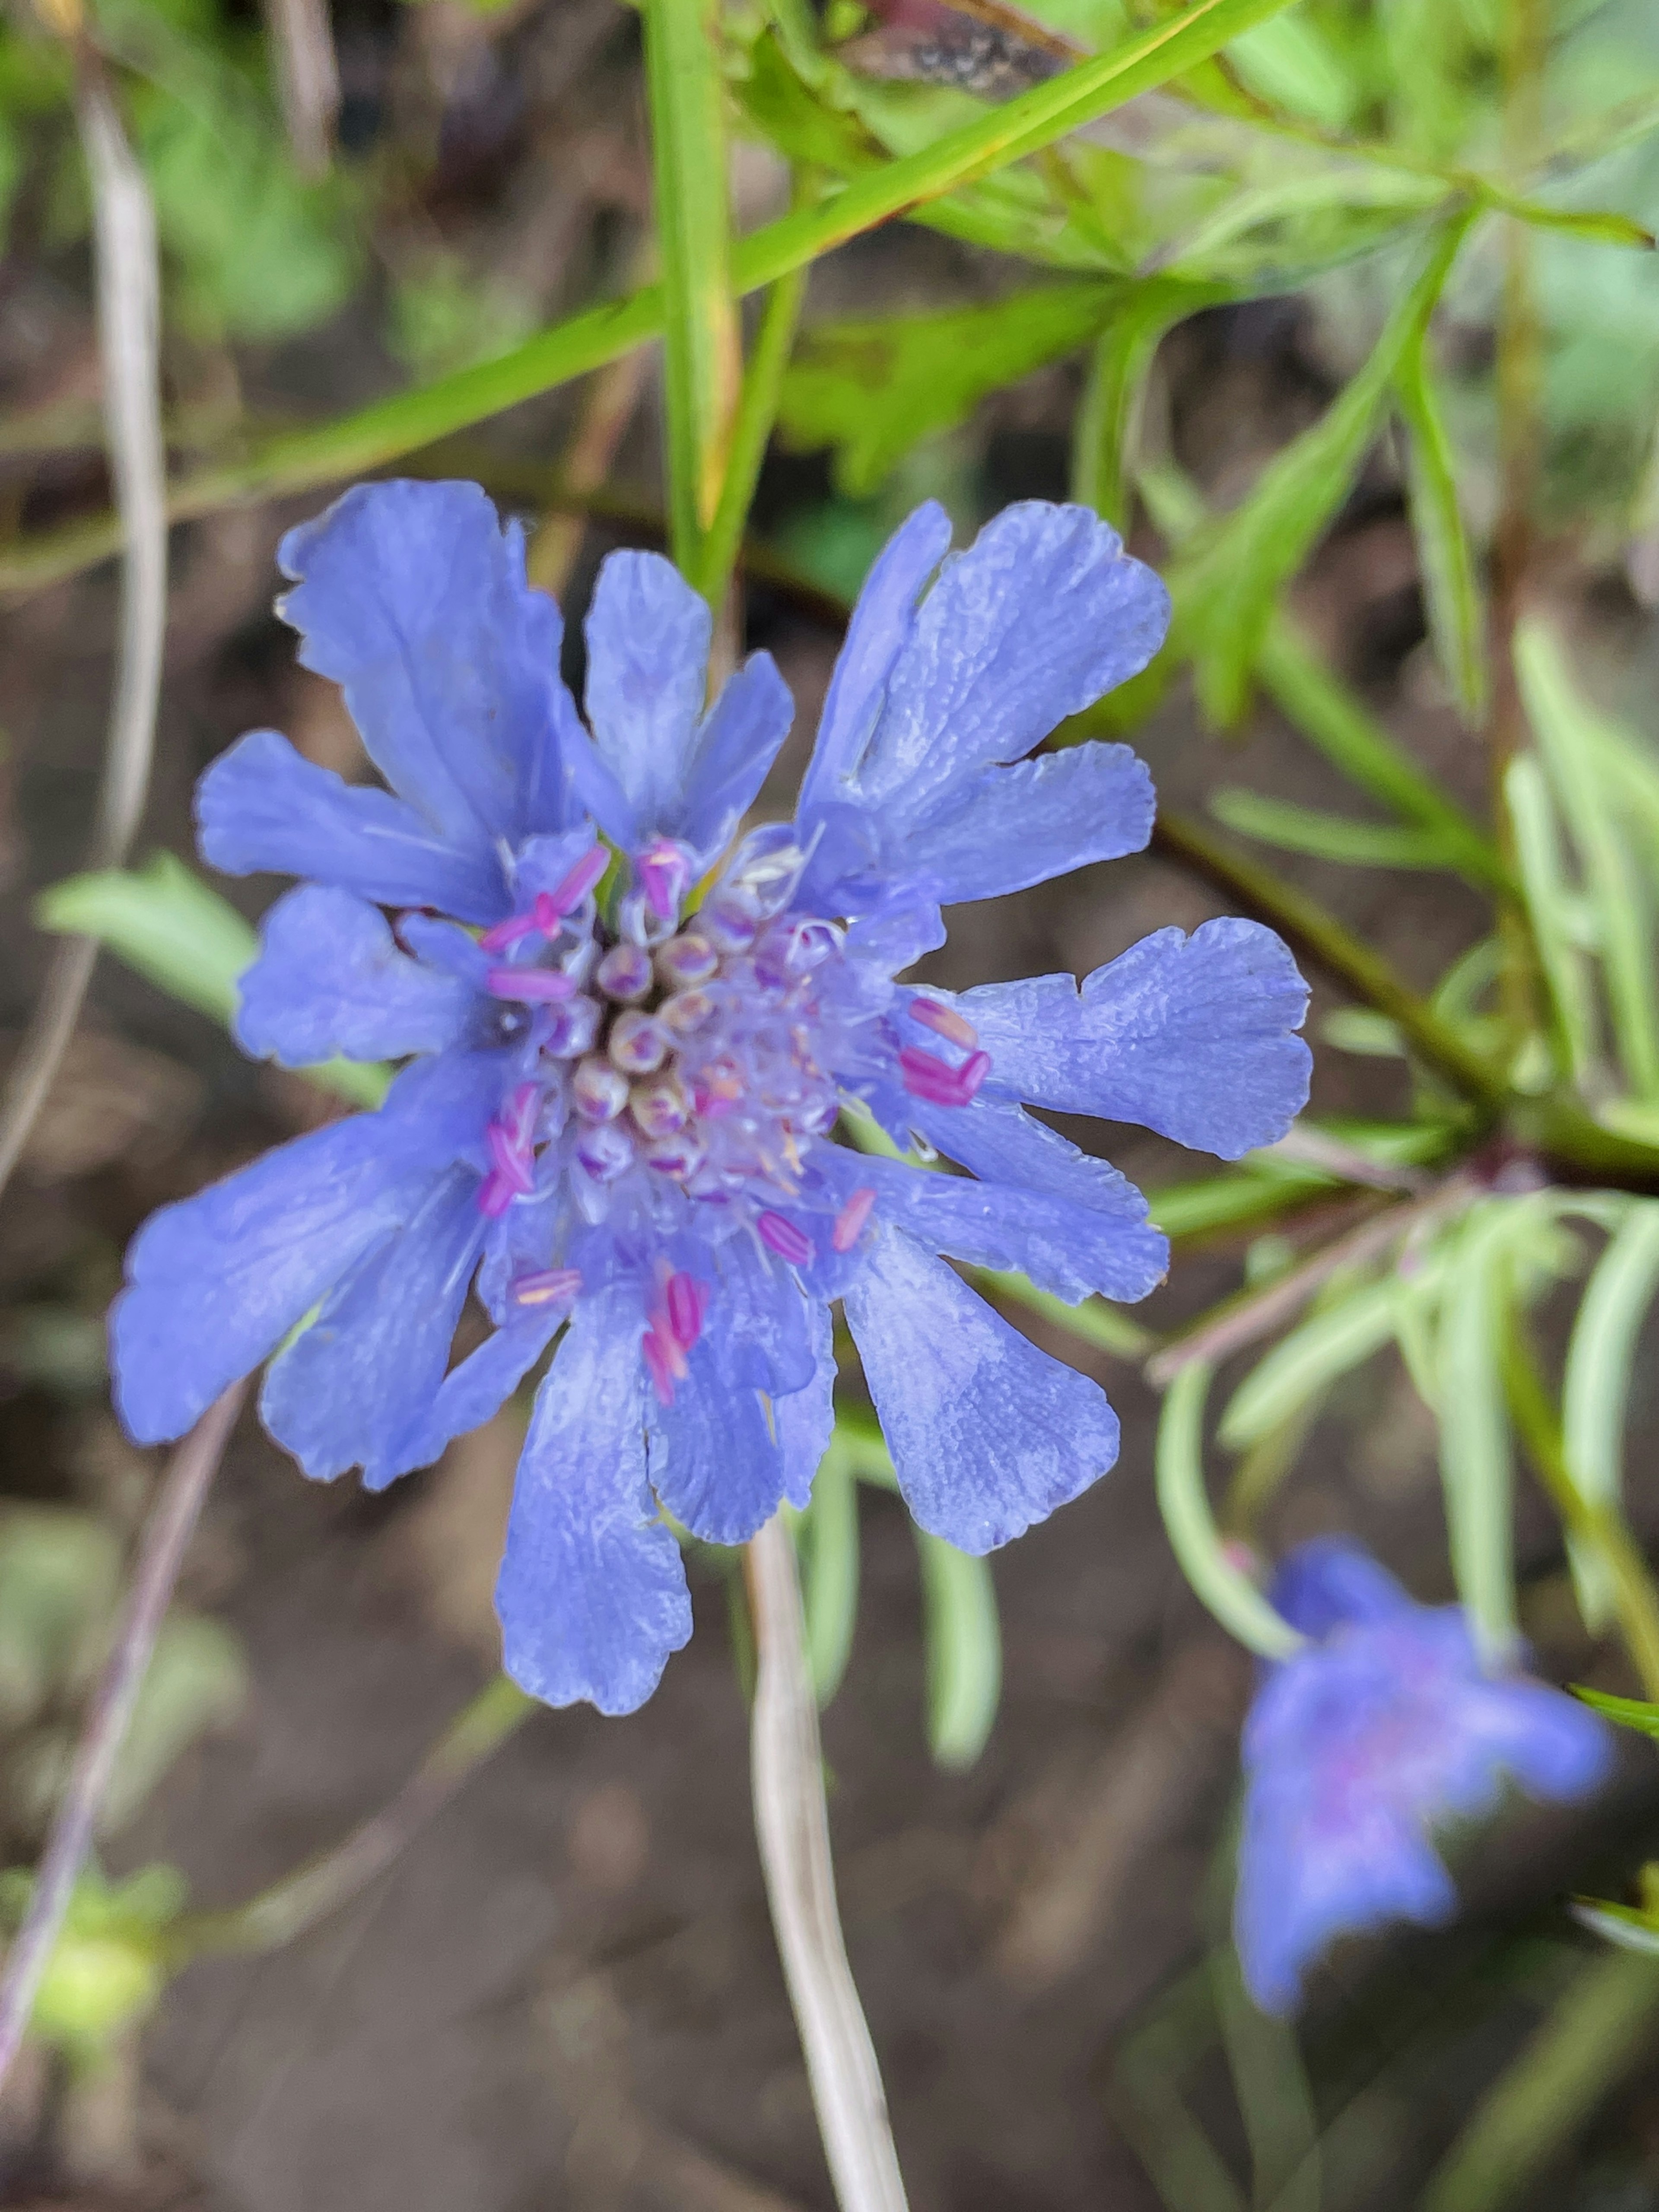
(1573, 1901), (1659, 1958)
(1394, 324), (1487, 723)
(969, 1267), (1155, 1358)
(1156, 1363), (1303, 1661)
(1505, 756), (1598, 1087)
(1072, 280), (1227, 528)
(793, 1434), (861, 1708)
(1171, 213), (1472, 727)
(1219, 1271), (1428, 1449)
(35, 857), (389, 1110)
(1211, 1946), (1321, 2208)
(1436, 1205), (1519, 1661)
(2, 0), (1312, 598)
(1256, 620), (1510, 891)
(1518, 621), (1659, 1101)
(779, 282), (1117, 498)
(915, 1531), (1001, 1770)
(1421, 1951), (1659, 2212)
(643, 0), (740, 568)
(1208, 788), (1455, 868)
(1575, 1686), (1659, 1743)
(1147, 1170), (1329, 1242)
(1561, 1205), (1659, 1629)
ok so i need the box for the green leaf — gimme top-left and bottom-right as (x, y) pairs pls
(1170, 214), (1473, 726)
(644, 0), (740, 567)
(1146, 1170), (1327, 1241)
(1436, 1205), (1520, 1661)
(1155, 1363), (1303, 1660)
(915, 1530), (1001, 1770)
(1575, 1686), (1659, 1742)
(1561, 1204), (1659, 1629)
(1505, 756), (1598, 1087)
(3, 0), (1314, 597)
(1072, 279), (1229, 527)
(1219, 1273), (1418, 1450)
(35, 856), (390, 1109)
(791, 1433), (861, 1708)
(779, 282), (1119, 498)
(969, 1266), (1156, 1357)
(1208, 787), (1457, 868)
(1519, 622), (1659, 1101)
(1394, 324), (1487, 723)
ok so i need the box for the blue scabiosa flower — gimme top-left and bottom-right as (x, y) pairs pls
(1236, 1538), (1615, 2015)
(111, 481), (1313, 1714)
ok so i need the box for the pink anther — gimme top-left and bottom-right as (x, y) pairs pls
(909, 995), (978, 1050)
(664, 1271), (709, 1352)
(641, 1326), (678, 1407)
(478, 909), (541, 954)
(831, 1187), (877, 1254)
(486, 1121), (537, 1196)
(541, 843), (610, 922)
(898, 1045), (992, 1108)
(637, 837), (692, 922)
(512, 1267), (583, 1308)
(477, 1169), (517, 1218)
(486, 966), (577, 1003)
(757, 1211), (814, 1266)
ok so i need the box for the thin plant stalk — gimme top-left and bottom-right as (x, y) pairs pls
(0, 1383), (246, 2093)
(746, 1515), (910, 2212)
(172, 1674), (537, 1960)
(0, 59), (166, 1205)
(1487, 0), (1548, 1043)
(693, 254), (810, 613)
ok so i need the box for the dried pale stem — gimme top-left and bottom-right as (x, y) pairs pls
(1146, 1171), (1481, 1386)
(262, 0), (340, 178)
(172, 1674), (537, 1960)
(0, 1383), (245, 2092)
(0, 60), (166, 1205)
(746, 1516), (909, 2212)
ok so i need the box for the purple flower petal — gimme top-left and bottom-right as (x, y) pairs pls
(276, 481), (583, 849)
(236, 885), (475, 1067)
(111, 1118), (450, 1446)
(895, 741), (1155, 907)
(966, 918), (1313, 1158)
(260, 1168), (488, 1486)
(197, 730), (510, 925)
(842, 1227), (1120, 1552)
(496, 1291), (692, 1713)
(647, 1338), (786, 1544)
(578, 550), (713, 847)
(855, 502), (1168, 825)
(675, 653), (795, 860)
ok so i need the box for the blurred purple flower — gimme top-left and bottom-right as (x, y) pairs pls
(1236, 1538), (1615, 2015)
(110, 481), (1313, 1714)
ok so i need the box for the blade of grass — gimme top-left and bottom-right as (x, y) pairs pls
(1561, 1204), (1659, 1630)
(643, 0), (740, 572)
(694, 254), (809, 612)
(1436, 1203), (1520, 1661)
(0, 0), (1307, 598)
(1394, 324), (1487, 724)
(1208, 789), (1458, 869)
(1420, 1950), (1659, 2212)
(1504, 755), (1598, 1087)
(914, 1532), (1001, 1770)
(1518, 620), (1659, 1101)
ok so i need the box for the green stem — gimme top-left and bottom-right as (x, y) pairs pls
(1420, 1949), (1659, 2212)
(693, 251), (809, 613)
(642, 0), (739, 572)
(0, 0), (1303, 599)
(1500, 1319), (1659, 1700)
(1151, 809), (1507, 1112)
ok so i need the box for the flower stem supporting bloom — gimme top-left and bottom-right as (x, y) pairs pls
(0, 1380), (245, 2096)
(745, 1515), (911, 2212)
